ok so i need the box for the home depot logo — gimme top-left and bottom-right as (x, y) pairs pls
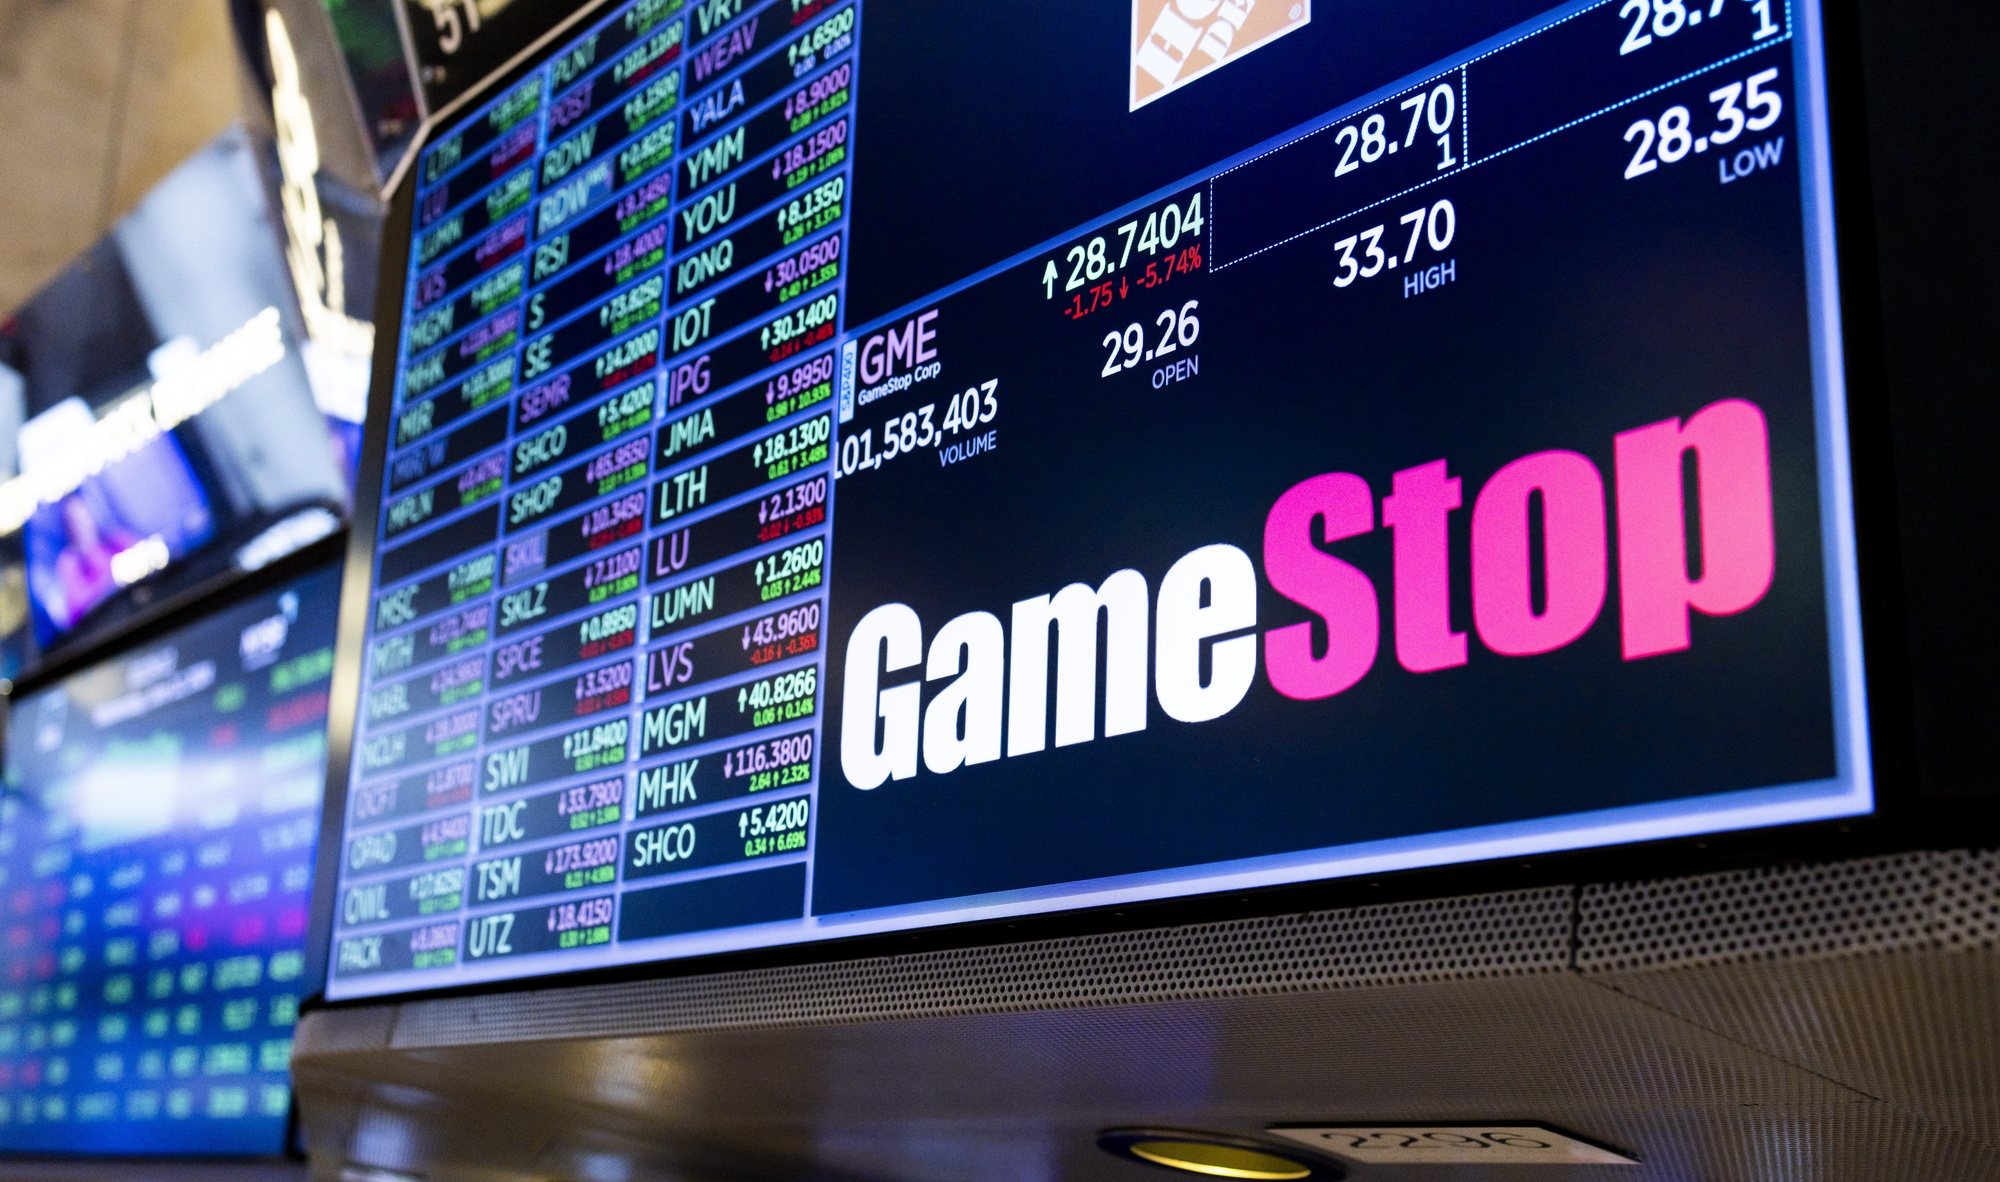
(1132, 0), (1310, 110)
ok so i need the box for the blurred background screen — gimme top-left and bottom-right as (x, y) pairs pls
(0, 126), (365, 675)
(0, 560), (339, 1156)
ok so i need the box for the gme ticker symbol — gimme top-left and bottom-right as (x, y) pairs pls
(1131, 0), (1312, 109)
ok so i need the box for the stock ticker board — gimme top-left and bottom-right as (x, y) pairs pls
(328, 0), (1874, 999)
(0, 566), (338, 1155)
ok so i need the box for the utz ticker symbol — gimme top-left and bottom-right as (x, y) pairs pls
(1131, 0), (1311, 110)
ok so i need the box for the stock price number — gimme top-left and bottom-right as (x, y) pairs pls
(1333, 200), (1456, 288)
(756, 475), (827, 540)
(1336, 81), (1459, 177)
(760, 294), (839, 361)
(742, 601), (821, 665)
(837, 381), (1000, 476)
(786, 5), (853, 72)
(771, 118), (848, 186)
(563, 718), (628, 772)
(764, 352), (836, 421)
(1102, 300), (1199, 378)
(1041, 191), (1204, 299)
(753, 413), (832, 479)
(557, 779), (624, 830)
(545, 896), (614, 949)
(545, 836), (619, 891)
(1623, 66), (1783, 179)
(763, 234), (842, 304)
(754, 538), (825, 600)
(736, 666), (818, 728)
(723, 731), (814, 792)
(738, 796), (810, 857)
(573, 661), (634, 714)
(776, 176), (845, 244)
(597, 384), (655, 441)
(784, 60), (850, 130)
(1618, 0), (1782, 55)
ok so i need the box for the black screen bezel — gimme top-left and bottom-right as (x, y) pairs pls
(307, 0), (1941, 1014)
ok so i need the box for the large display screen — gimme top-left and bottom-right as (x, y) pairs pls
(329, 0), (1871, 1000)
(0, 127), (358, 669)
(0, 564), (339, 1155)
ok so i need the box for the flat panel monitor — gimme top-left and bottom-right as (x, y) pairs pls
(0, 562), (341, 1156)
(327, 0), (1875, 1001)
(0, 127), (357, 670)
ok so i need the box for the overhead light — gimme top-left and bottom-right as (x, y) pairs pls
(1097, 1129), (1340, 1180)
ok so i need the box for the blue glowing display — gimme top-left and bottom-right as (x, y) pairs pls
(0, 565), (339, 1156)
(330, 0), (1871, 1001)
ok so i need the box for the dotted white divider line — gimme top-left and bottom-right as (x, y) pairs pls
(1461, 63), (1470, 167)
(1213, 31), (1791, 271)
(1465, 0), (1619, 69)
(1466, 35), (1791, 171)
(1210, 68), (1460, 182)
(1214, 172), (1459, 271)
(1207, 175), (1214, 272)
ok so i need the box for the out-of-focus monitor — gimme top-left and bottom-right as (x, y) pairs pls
(0, 560), (340, 1157)
(322, 0), (1883, 1005)
(0, 126), (361, 677)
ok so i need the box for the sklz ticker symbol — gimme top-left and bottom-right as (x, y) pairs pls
(1131, 0), (1311, 110)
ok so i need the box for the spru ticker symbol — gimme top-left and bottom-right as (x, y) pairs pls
(1131, 0), (1312, 110)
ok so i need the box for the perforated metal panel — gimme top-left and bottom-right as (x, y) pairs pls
(382, 886), (1574, 1048)
(293, 849), (2000, 1182)
(1582, 851), (2000, 1153)
(1577, 850), (2000, 972)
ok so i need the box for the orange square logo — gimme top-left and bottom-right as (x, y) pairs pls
(1131, 0), (1312, 110)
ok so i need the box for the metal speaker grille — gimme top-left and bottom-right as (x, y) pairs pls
(1575, 850), (2000, 975)
(293, 999), (399, 1058)
(1580, 851), (2000, 1145)
(1931, 849), (2000, 950)
(389, 886), (1573, 1048)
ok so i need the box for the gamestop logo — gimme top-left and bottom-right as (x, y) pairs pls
(1132, 0), (1311, 110)
(842, 399), (1779, 790)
